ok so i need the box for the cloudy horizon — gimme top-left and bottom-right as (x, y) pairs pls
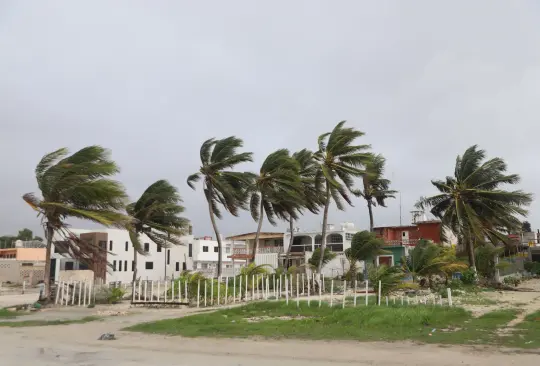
(1, 1), (539, 238)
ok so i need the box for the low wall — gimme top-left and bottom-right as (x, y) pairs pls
(0, 260), (45, 285)
(58, 270), (94, 283)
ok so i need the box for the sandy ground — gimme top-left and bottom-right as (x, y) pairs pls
(0, 304), (538, 366)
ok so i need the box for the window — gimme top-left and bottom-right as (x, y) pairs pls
(275, 239), (284, 246)
(214, 247), (219, 253)
(118, 260), (122, 271)
(203, 246), (208, 252)
(125, 241), (129, 251)
(226, 264), (232, 268)
(167, 250), (170, 265)
(112, 260), (117, 271)
(314, 235), (322, 245)
(144, 243), (149, 252)
(182, 262), (187, 270)
(99, 241), (107, 250)
(402, 231), (407, 237)
(328, 234), (343, 243)
(345, 233), (354, 241)
(175, 262), (180, 271)
(225, 247), (231, 254)
(125, 260), (128, 271)
(145, 261), (153, 270)
(157, 244), (162, 253)
(201, 263), (208, 269)
(132, 261), (135, 271)
(65, 261), (74, 271)
(109, 240), (113, 251)
(188, 244), (192, 257)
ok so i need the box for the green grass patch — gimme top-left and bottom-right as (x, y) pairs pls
(0, 309), (18, 319)
(0, 316), (100, 327)
(502, 310), (540, 349)
(126, 301), (471, 342)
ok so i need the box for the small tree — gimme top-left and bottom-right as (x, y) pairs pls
(345, 230), (389, 280)
(522, 221), (532, 233)
(308, 248), (336, 272)
(368, 264), (405, 302)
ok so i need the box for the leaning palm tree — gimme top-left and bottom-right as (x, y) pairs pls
(187, 137), (254, 277)
(314, 121), (372, 273)
(359, 154), (397, 232)
(345, 230), (389, 280)
(416, 145), (532, 270)
(126, 180), (190, 284)
(249, 149), (303, 262)
(283, 149), (325, 269)
(23, 146), (129, 299)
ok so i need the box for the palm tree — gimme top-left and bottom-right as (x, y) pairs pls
(22, 146), (129, 299)
(359, 154), (397, 232)
(307, 247), (337, 271)
(187, 137), (254, 277)
(368, 264), (405, 301)
(249, 149), (303, 262)
(283, 149), (325, 269)
(345, 230), (389, 280)
(126, 180), (189, 284)
(314, 121), (372, 273)
(416, 145), (532, 270)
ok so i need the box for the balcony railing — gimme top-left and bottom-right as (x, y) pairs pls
(383, 239), (419, 246)
(231, 246), (284, 256)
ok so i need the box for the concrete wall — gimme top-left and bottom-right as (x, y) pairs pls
(254, 253), (279, 272)
(58, 270), (94, 283)
(0, 260), (45, 285)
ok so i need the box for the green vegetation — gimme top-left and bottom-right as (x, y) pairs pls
(416, 145), (532, 270)
(0, 309), (19, 318)
(505, 310), (540, 349)
(187, 137), (254, 277)
(345, 231), (388, 280)
(127, 180), (189, 283)
(0, 316), (100, 328)
(308, 248), (336, 271)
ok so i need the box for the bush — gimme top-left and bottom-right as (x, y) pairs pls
(461, 268), (476, 285)
(95, 287), (126, 304)
(503, 275), (521, 287)
(524, 261), (540, 276)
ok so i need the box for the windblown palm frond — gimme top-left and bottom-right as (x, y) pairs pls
(345, 230), (389, 280)
(314, 121), (372, 272)
(188, 136), (254, 277)
(416, 145), (532, 269)
(23, 146), (129, 299)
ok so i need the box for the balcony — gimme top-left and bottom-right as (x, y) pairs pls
(383, 239), (419, 247)
(229, 246), (283, 259)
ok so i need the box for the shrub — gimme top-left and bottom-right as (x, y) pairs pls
(524, 261), (540, 276)
(95, 287), (126, 304)
(503, 275), (521, 287)
(461, 268), (476, 285)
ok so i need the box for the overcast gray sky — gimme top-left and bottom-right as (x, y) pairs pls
(1, 1), (539, 238)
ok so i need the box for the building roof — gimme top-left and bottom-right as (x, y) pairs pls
(226, 232), (283, 240)
(373, 220), (441, 230)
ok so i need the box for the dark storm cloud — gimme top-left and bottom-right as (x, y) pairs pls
(1, 0), (539, 237)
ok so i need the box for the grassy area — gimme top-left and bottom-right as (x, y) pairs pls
(127, 301), (471, 342)
(0, 309), (18, 319)
(502, 310), (540, 349)
(0, 316), (100, 327)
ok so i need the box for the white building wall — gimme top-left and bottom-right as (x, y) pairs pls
(254, 253), (279, 272)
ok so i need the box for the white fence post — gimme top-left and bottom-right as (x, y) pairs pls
(157, 281), (161, 302)
(211, 279), (214, 305)
(318, 274), (322, 307)
(330, 279), (334, 307)
(353, 280), (357, 307)
(378, 280), (381, 306)
(233, 276), (236, 304)
(285, 277), (289, 305)
(184, 280), (188, 303)
(343, 280), (347, 308)
(197, 279), (200, 308)
(204, 280), (207, 307)
(225, 277), (229, 305)
(239, 275), (242, 302)
(447, 288), (453, 306)
(78, 282), (82, 306)
(365, 280), (369, 306)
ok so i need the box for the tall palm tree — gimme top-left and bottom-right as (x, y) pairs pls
(314, 121), (372, 273)
(416, 145), (532, 270)
(187, 137), (254, 277)
(283, 149), (325, 268)
(359, 154), (397, 232)
(249, 149), (303, 262)
(23, 146), (129, 299)
(126, 180), (189, 284)
(345, 230), (389, 280)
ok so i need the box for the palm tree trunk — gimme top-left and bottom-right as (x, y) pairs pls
(132, 250), (138, 284)
(367, 200), (375, 232)
(251, 202), (265, 264)
(467, 237), (476, 272)
(43, 224), (54, 300)
(318, 182), (331, 273)
(207, 198), (223, 278)
(284, 216), (294, 269)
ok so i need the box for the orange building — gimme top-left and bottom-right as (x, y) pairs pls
(373, 220), (443, 246)
(0, 247), (45, 261)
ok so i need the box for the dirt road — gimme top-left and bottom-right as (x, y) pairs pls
(1, 306), (538, 366)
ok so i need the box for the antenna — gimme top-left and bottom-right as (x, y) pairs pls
(399, 192), (402, 226)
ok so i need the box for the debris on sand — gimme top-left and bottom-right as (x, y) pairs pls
(98, 333), (116, 340)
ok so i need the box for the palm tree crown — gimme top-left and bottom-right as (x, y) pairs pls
(360, 154), (397, 231)
(314, 121), (372, 272)
(187, 137), (254, 277)
(416, 145), (532, 269)
(23, 146), (128, 298)
(127, 180), (189, 283)
(249, 149), (303, 261)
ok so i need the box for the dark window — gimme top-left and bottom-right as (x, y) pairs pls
(112, 260), (117, 271)
(124, 260), (128, 271)
(188, 244), (192, 257)
(145, 261), (153, 270)
(125, 241), (129, 251)
(214, 247), (219, 253)
(65, 261), (74, 271)
(144, 243), (149, 252)
(203, 246), (208, 252)
(175, 262), (180, 271)
(182, 262), (187, 270)
(119, 260), (122, 271)
(99, 241), (107, 250)
(167, 250), (170, 265)
(132, 261), (135, 271)
(109, 240), (113, 251)
(157, 244), (162, 252)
